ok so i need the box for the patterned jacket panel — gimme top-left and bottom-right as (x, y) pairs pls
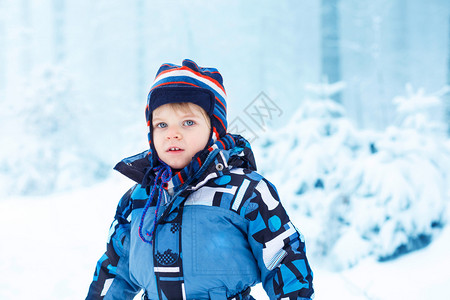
(245, 177), (314, 299)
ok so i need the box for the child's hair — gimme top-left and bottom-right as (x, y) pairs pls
(154, 102), (211, 129)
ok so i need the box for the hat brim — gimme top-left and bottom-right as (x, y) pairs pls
(148, 86), (215, 117)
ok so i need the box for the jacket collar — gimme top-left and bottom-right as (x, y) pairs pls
(113, 150), (151, 184)
(113, 134), (257, 195)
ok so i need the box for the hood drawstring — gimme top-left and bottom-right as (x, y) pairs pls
(139, 160), (172, 244)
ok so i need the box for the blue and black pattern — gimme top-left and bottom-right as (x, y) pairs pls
(155, 249), (178, 266)
(170, 223), (180, 233)
(247, 178), (314, 299)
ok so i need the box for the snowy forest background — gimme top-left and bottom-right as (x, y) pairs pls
(1, 0), (450, 299)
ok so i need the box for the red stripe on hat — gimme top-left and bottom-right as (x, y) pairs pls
(150, 81), (200, 91)
(214, 114), (226, 131)
(202, 70), (221, 74)
(179, 66), (227, 95)
(218, 139), (226, 149)
(215, 96), (226, 111)
(212, 126), (220, 140)
(160, 63), (176, 68)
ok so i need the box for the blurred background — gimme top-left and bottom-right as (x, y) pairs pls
(1, 0), (449, 299)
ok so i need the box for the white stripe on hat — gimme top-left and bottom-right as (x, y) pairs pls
(153, 69), (227, 100)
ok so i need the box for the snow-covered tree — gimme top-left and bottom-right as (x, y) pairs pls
(254, 87), (450, 270)
(0, 64), (109, 197)
(392, 84), (447, 135)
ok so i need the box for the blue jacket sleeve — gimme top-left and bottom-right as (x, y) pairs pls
(86, 186), (141, 300)
(246, 178), (314, 300)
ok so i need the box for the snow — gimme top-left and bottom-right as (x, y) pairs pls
(0, 176), (122, 299)
(329, 223), (450, 299)
(1, 174), (449, 299)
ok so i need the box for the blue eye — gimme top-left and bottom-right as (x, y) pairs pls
(156, 122), (167, 128)
(184, 120), (195, 126)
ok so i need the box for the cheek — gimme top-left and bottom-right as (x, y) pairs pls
(152, 131), (164, 150)
(201, 127), (211, 146)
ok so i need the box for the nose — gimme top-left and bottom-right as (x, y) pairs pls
(166, 126), (181, 140)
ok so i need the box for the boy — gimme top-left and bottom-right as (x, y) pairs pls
(86, 59), (314, 300)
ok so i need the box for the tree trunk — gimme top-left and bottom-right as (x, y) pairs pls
(447, 15), (450, 137)
(52, 0), (65, 63)
(20, 0), (32, 74)
(0, 0), (6, 98)
(320, 0), (341, 102)
(135, 0), (146, 103)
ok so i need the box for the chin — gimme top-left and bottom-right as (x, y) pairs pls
(167, 161), (189, 170)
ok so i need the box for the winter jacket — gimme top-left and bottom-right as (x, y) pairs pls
(86, 136), (314, 300)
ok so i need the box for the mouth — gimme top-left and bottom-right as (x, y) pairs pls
(166, 147), (184, 152)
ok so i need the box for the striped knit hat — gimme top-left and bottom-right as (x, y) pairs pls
(145, 59), (228, 162)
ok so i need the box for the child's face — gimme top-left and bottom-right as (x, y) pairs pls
(152, 103), (211, 170)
